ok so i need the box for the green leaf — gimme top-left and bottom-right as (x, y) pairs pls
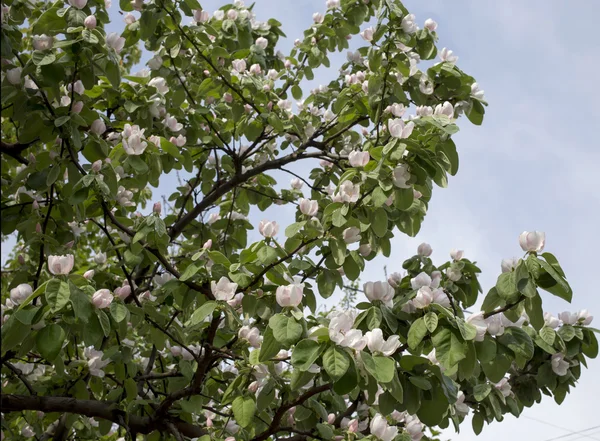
(32, 50), (56, 66)
(466, 100), (485, 126)
(481, 348), (511, 383)
(394, 188), (414, 210)
(409, 376), (432, 390)
(1, 316), (31, 354)
(424, 312), (438, 333)
(330, 239), (346, 266)
(361, 352), (394, 383)
(291, 339), (325, 371)
(125, 378), (137, 401)
(475, 336), (497, 363)
(537, 258), (573, 302)
(472, 412), (484, 435)
(432, 327), (467, 369)
(525, 294), (544, 331)
(36, 324), (65, 361)
(160, 137), (183, 160)
(285, 221), (306, 238)
(498, 327), (534, 360)
(291, 85), (303, 100)
(541, 252), (566, 278)
(408, 317), (428, 349)
(187, 301), (217, 327)
(97, 310), (111, 337)
(257, 245), (278, 265)
(473, 383), (492, 401)
(317, 270), (337, 299)
(371, 207), (388, 238)
(365, 307), (382, 330)
(456, 318), (477, 341)
(54, 115), (71, 127)
(332, 357), (358, 395)
(32, 2), (66, 34)
(259, 327), (282, 362)
(495, 272), (519, 302)
(323, 346), (350, 381)
(110, 303), (128, 323)
(540, 326), (556, 346)
(269, 314), (302, 346)
(232, 396), (256, 428)
(179, 264), (199, 281)
(45, 279), (71, 312)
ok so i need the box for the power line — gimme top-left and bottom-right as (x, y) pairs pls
(545, 430), (600, 441)
(531, 418), (600, 441)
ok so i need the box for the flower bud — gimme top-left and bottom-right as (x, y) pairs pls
(342, 227), (361, 244)
(72, 101), (84, 114)
(153, 201), (161, 214)
(32, 200), (40, 210)
(36, 223), (42, 234)
(83, 269), (95, 279)
(92, 289), (113, 309)
(91, 159), (102, 172)
(6, 67), (21, 85)
(258, 220), (279, 238)
(84, 15), (97, 29)
(276, 283), (304, 308)
(417, 242), (433, 257)
(359, 244), (372, 257)
(203, 239), (212, 250)
(69, 0), (87, 9)
(519, 231), (545, 253)
(18, 255), (25, 265)
(248, 381), (259, 393)
(65, 240), (74, 249)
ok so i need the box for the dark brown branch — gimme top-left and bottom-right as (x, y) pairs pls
(3, 361), (36, 395)
(169, 149), (325, 239)
(483, 295), (526, 319)
(1, 394), (206, 438)
(251, 383), (332, 441)
(33, 184), (55, 290)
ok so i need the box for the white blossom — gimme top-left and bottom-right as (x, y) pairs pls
(48, 254), (74, 275)
(211, 277), (238, 301)
(417, 243), (433, 257)
(328, 311), (366, 350)
(388, 118), (414, 139)
(348, 151), (370, 167)
(258, 220), (279, 238)
(9, 283), (32, 305)
(551, 353), (569, 376)
(364, 328), (401, 356)
(439, 47), (458, 64)
(276, 283), (304, 307)
(364, 281), (395, 308)
(343, 227), (361, 244)
(519, 231), (545, 252)
(106, 33), (125, 53)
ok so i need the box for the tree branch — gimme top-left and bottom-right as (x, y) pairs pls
(0, 394), (206, 438)
(483, 295), (526, 319)
(251, 383), (332, 441)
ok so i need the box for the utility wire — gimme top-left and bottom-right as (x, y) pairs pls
(542, 429), (600, 441)
(529, 417), (600, 441)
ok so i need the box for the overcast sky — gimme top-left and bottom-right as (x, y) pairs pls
(4, 1), (599, 439)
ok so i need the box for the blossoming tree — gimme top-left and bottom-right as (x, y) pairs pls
(1, 0), (597, 440)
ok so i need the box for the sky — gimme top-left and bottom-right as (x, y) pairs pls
(3, 1), (600, 440)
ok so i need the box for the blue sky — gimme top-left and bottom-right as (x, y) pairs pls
(4, 1), (599, 439)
